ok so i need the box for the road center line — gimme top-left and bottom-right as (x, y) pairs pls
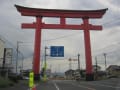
(53, 82), (60, 90)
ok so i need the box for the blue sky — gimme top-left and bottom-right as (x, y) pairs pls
(0, 0), (120, 72)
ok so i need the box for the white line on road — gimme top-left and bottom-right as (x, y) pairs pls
(83, 82), (120, 89)
(71, 83), (96, 90)
(99, 82), (118, 85)
(53, 82), (60, 90)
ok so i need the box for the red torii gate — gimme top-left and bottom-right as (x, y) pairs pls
(15, 5), (107, 81)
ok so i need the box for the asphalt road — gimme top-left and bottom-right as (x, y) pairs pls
(0, 78), (120, 90)
(37, 78), (120, 90)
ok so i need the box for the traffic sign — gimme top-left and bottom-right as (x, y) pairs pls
(50, 46), (64, 57)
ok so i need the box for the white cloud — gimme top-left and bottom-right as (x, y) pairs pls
(98, 0), (120, 12)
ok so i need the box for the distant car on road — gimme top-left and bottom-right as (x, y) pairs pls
(22, 76), (29, 80)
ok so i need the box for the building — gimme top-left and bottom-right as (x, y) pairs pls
(0, 38), (14, 77)
(65, 69), (75, 80)
(106, 65), (120, 77)
(92, 65), (101, 72)
(65, 69), (86, 80)
(73, 69), (81, 81)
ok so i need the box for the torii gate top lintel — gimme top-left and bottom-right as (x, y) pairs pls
(15, 5), (107, 18)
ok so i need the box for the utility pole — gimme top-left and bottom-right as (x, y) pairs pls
(16, 41), (19, 74)
(50, 64), (52, 78)
(69, 58), (72, 70)
(44, 46), (48, 69)
(95, 56), (98, 80)
(43, 46), (48, 81)
(16, 41), (23, 74)
(78, 54), (80, 70)
(58, 64), (61, 73)
(19, 52), (24, 71)
(1, 48), (6, 77)
(95, 56), (98, 73)
(2, 48), (6, 70)
(103, 53), (107, 71)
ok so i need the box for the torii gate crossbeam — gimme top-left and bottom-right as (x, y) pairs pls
(15, 5), (107, 81)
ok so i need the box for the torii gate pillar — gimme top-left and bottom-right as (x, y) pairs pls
(33, 17), (42, 79)
(15, 5), (107, 81)
(83, 18), (93, 80)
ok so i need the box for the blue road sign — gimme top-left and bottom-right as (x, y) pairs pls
(50, 46), (64, 57)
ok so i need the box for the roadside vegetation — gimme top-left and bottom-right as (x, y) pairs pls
(0, 76), (14, 88)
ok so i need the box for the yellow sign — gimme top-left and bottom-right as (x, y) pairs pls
(29, 71), (34, 88)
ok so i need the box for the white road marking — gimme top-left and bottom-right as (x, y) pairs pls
(71, 83), (96, 90)
(99, 81), (118, 85)
(53, 82), (60, 90)
(83, 82), (120, 89)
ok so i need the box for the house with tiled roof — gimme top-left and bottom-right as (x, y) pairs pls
(106, 65), (120, 77)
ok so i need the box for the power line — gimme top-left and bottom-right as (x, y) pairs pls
(45, 55), (77, 60)
(103, 17), (120, 26)
(103, 20), (120, 26)
(43, 32), (81, 42)
(42, 17), (120, 42)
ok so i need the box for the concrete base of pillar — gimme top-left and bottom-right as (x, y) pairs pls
(34, 74), (40, 81)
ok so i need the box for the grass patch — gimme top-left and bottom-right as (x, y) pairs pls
(20, 80), (29, 86)
(0, 76), (14, 88)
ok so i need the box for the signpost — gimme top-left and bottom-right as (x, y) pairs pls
(50, 46), (64, 57)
